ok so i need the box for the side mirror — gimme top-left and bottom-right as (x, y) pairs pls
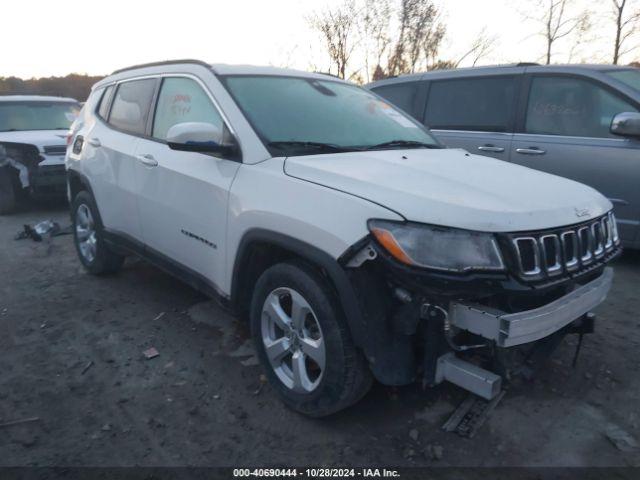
(167, 122), (238, 157)
(610, 112), (640, 138)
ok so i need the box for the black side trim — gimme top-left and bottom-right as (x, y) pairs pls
(102, 228), (230, 305)
(231, 229), (368, 348)
(67, 170), (95, 198)
(67, 170), (97, 221)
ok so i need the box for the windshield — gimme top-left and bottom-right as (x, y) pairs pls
(0, 101), (80, 132)
(606, 69), (640, 92)
(222, 75), (439, 155)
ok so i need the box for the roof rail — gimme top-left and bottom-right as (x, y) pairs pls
(516, 62), (540, 67)
(111, 59), (211, 75)
(312, 71), (342, 79)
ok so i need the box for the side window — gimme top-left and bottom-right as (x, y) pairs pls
(152, 77), (224, 141)
(371, 82), (419, 118)
(525, 76), (638, 138)
(97, 85), (114, 120)
(108, 79), (157, 135)
(424, 76), (517, 132)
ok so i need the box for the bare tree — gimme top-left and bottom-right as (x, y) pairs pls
(309, 0), (358, 79)
(359, 0), (393, 82)
(528, 0), (591, 64)
(454, 28), (498, 67)
(422, 19), (446, 68)
(429, 59), (457, 71)
(612, 0), (640, 64)
(388, 0), (445, 76)
(566, 11), (594, 63)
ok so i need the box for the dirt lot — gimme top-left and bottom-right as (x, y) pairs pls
(1, 203), (639, 468)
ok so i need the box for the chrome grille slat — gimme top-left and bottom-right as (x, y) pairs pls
(578, 226), (593, 264)
(510, 213), (620, 279)
(561, 231), (579, 270)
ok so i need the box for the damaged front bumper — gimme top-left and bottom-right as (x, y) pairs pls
(449, 267), (613, 348)
(342, 237), (619, 401)
(431, 268), (612, 399)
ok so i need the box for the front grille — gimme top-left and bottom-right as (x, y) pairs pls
(507, 212), (620, 280)
(43, 145), (67, 156)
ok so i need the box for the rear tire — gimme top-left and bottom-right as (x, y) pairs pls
(0, 167), (17, 214)
(250, 261), (372, 417)
(72, 191), (124, 275)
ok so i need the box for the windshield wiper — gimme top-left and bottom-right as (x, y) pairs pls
(363, 140), (442, 150)
(267, 141), (353, 153)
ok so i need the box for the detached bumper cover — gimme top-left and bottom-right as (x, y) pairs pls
(450, 267), (614, 347)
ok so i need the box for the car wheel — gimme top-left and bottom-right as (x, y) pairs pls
(0, 167), (17, 214)
(72, 191), (124, 275)
(250, 261), (372, 417)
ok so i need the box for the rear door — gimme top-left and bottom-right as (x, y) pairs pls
(133, 75), (241, 284)
(85, 78), (157, 241)
(510, 73), (640, 246)
(423, 74), (521, 160)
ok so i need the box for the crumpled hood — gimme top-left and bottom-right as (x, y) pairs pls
(284, 148), (612, 232)
(0, 130), (67, 151)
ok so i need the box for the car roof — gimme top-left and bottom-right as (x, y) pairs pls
(98, 59), (348, 89)
(367, 63), (639, 88)
(92, 59), (349, 89)
(0, 95), (79, 103)
(210, 63), (342, 80)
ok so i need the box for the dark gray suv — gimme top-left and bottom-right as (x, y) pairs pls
(368, 64), (640, 248)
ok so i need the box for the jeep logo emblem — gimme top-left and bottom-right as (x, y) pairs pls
(574, 207), (591, 218)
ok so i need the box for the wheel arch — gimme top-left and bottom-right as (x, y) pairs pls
(67, 169), (95, 202)
(230, 229), (367, 349)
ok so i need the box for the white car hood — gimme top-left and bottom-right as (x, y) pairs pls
(0, 130), (67, 149)
(284, 148), (612, 233)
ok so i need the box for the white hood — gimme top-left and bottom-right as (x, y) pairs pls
(284, 148), (612, 233)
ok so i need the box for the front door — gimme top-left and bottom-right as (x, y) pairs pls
(133, 76), (241, 286)
(510, 74), (640, 246)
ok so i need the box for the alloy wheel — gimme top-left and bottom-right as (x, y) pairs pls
(261, 287), (326, 393)
(76, 204), (97, 264)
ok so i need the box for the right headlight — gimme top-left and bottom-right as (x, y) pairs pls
(368, 220), (505, 273)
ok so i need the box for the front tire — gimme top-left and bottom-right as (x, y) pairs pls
(72, 191), (124, 275)
(250, 261), (372, 417)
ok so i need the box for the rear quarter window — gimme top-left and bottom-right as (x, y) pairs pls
(96, 85), (115, 120)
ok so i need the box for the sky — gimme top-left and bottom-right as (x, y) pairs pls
(1, 0), (635, 79)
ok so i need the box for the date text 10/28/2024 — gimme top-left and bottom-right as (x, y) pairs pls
(232, 468), (401, 478)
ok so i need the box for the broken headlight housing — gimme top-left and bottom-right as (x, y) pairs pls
(368, 220), (505, 273)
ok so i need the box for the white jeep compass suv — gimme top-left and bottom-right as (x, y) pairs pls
(66, 60), (621, 417)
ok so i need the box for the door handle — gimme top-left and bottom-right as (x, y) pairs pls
(516, 148), (546, 155)
(87, 137), (101, 148)
(478, 145), (505, 153)
(137, 154), (158, 167)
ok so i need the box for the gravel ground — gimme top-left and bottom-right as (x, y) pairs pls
(1, 202), (639, 468)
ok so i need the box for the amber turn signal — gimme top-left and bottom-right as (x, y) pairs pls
(370, 227), (414, 266)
